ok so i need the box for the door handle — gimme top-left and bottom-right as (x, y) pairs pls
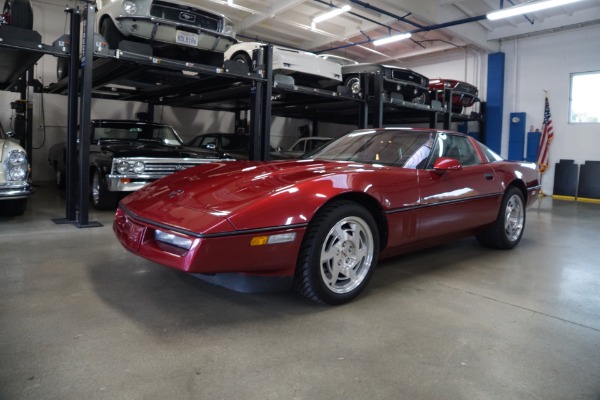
(483, 173), (494, 180)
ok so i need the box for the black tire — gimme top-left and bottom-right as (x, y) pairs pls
(412, 91), (429, 105)
(231, 52), (252, 66)
(3, 0), (33, 29)
(344, 75), (361, 95)
(90, 169), (117, 210)
(0, 198), (27, 216)
(100, 17), (123, 50)
(293, 200), (379, 305)
(56, 57), (69, 81)
(476, 187), (526, 249)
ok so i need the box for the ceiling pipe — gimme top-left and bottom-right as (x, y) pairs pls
(344, 0), (426, 29)
(313, 0), (425, 48)
(505, 0), (536, 24)
(315, 14), (488, 53)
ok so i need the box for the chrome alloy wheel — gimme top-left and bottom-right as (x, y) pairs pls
(346, 77), (361, 95)
(91, 172), (101, 206)
(504, 193), (524, 242)
(319, 216), (374, 294)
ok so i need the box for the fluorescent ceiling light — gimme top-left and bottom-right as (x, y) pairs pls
(487, 0), (585, 20)
(313, 5), (351, 23)
(373, 32), (412, 46)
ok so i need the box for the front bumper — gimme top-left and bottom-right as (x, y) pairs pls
(114, 207), (304, 276)
(106, 175), (156, 192)
(0, 182), (35, 199)
(117, 16), (236, 52)
(272, 49), (342, 82)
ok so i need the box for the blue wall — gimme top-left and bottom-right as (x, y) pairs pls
(486, 53), (505, 154)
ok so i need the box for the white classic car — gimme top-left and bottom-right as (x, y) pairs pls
(224, 42), (342, 87)
(0, 128), (33, 216)
(96, 0), (237, 54)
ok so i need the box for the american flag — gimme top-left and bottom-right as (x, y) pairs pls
(536, 96), (554, 173)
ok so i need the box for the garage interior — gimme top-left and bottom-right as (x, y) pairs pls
(1, 0), (600, 398)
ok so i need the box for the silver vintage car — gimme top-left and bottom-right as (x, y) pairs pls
(96, 0), (237, 55)
(0, 128), (33, 216)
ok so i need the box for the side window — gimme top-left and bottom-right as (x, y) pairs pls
(453, 136), (480, 166)
(291, 141), (305, 152)
(477, 142), (503, 162)
(426, 134), (480, 168)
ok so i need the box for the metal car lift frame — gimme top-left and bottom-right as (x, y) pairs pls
(0, 3), (483, 228)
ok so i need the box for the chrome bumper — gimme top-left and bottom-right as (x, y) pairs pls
(0, 183), (35, 199)
(116, 16), (236, 52)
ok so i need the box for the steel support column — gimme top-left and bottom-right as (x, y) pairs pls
(372, 71), (383, 128)
(76, 3), (101, 227)
(249, 45), (273, 161)
(66, 8), (80, 222)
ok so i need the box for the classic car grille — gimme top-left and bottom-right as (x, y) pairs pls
(111, 158), (222, 177)
(389, 69), (427, 88)
(142, 162), (202, 175)
(454, 82), (478, 96)
(150, 1), (221, 31)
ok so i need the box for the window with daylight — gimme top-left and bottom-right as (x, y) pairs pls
(570, 71), (600, 123)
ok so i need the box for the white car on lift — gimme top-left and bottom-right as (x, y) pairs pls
(95, 0), (237, 54)
(224, 42), (342, 88)
(0, 128), (33, 216)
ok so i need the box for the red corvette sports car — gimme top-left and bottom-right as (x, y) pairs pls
(429, 78), (479, 114)
(114, 128), (541, 304)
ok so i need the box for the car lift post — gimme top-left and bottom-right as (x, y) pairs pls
(51, 7), (82, 225)
(75, 2), (101, 227)
(358, 73), (369, 129)
(65, 8), (80, 222)
(443, 88), (452, 130)
(249, 44), (273, 161)
(372, 71), (384, 128)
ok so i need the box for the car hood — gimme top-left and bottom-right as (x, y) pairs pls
(120, 159), (387, 232)
(95, 141), (222, 159)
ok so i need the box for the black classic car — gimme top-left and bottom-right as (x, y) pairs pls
(48, 120), (230, 209)
(341, 63), (429, 103)
(186, 132), (296, 160)
(187, 133), (250, 159)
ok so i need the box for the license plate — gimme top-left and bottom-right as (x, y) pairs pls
(176, 30), (199, 47)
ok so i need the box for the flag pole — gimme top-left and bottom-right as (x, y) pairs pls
(536, 90), (554, 202)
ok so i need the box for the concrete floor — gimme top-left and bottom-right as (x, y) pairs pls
(1, 183), (599, 400)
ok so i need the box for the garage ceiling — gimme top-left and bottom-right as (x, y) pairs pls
(200, 0), (600, 65)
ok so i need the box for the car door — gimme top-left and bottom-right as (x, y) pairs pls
(417, 133), (504, 240)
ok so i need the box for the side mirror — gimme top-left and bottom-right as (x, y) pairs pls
(433, 157), (462, 172)
(276, 146), (283, 153)
(6, 130), (16, 138)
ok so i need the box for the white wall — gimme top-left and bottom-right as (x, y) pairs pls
(501, 24), (600, 195)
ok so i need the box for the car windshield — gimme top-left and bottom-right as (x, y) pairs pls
(93, 123), (183, 145)
(306, 129), (436, 168)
